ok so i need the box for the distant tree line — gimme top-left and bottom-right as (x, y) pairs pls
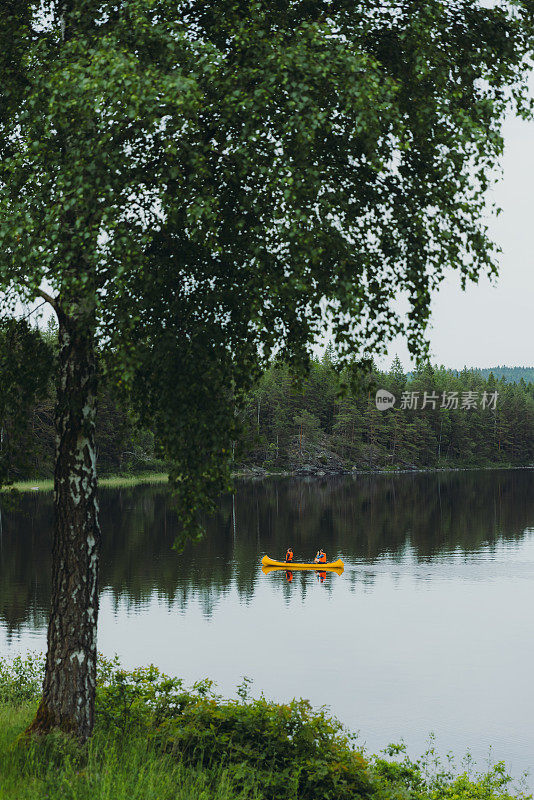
(1, 324), (533, 480)
(468, 366), (534, 384)
(238, 355), (534, 470)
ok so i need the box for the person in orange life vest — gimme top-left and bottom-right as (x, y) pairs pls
(285, 548), (294, 563)
(286, 570), (293, 583)
(318, 571), (326, 584)
(314, 549), (326, 564)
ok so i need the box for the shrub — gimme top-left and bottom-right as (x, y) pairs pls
(1, 657), (530, 800)
(95, 664), (372, 800)
(371, 743), (531, 800)
(96, 662), (191, 732)
(0, 653), (44, 704)
(156, 696), (372, 800)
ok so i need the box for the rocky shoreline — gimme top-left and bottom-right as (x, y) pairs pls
(234, 463), (534, 479)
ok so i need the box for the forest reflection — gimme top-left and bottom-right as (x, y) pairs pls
(1, 469), (533, 635)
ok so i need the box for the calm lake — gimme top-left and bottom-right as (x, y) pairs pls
(2, 470), (534, 781)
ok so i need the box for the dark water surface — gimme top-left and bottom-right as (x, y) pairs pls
(2, 470), (534, 780)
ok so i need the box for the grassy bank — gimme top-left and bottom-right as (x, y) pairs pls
(6, 464), (533, 494)
(3, 472), (169, 493)
(0, 656), (530, 800)
(0, 703), (260, 800)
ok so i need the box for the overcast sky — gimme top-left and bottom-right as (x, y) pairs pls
(384, 91), (534, 372)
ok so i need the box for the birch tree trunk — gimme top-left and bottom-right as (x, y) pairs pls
(29, 307), (100, 742)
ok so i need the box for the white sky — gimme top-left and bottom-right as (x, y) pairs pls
(383, 90), (534, 371)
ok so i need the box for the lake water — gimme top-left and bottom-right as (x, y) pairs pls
(1, 470), (534, 782)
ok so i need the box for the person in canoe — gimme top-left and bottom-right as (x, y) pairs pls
(314, 549), (327, 564)
(285, 548), (294, 563)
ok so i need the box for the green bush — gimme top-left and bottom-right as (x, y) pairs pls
(0, 653), (44, 704)
(95, 662), (191, 732)
(371, 743), (530, 800)
(95, 664), (371, 800)
(155, 696), (371, 800)
(0, 657), (530, 800)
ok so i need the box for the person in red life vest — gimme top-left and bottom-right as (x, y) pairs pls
(314, 549), (327, 564)
(285, 548), (294, 563)
(285, 570), (293, 583)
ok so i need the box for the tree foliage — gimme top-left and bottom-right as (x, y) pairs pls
(6, 346), (534, 477)
(1, 0), (533, 531)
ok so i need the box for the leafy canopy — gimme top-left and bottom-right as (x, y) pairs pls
(0, 0), (533, 528)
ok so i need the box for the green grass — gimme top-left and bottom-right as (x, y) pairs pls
(0, 703), (261, 800)
(0, 656), (531, 800)
(0, 706), (529, 800)
(98, 472), (169, 489)
(3, 472), (169, 493)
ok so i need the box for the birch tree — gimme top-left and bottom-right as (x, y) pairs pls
(0, 0), (533, 740)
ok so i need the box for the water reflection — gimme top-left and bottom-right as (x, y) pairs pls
(3, 469), (534, 779)
(1, 469), (533, 635)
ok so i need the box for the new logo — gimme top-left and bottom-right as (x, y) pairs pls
(375, 389), (396, 411)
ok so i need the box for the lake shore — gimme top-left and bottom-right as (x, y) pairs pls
(0, 656), (528, 800)
(2, 472), (170, 493)
(3, 473), (534, 791)
(3, 463), (533, 493)
(234, 463), (534, 479)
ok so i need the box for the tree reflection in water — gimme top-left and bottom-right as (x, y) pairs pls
(1, 469), (533, 635)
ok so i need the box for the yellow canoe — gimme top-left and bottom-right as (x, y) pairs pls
(261, 555), (344, 572)
(262, 565), (343, 576)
